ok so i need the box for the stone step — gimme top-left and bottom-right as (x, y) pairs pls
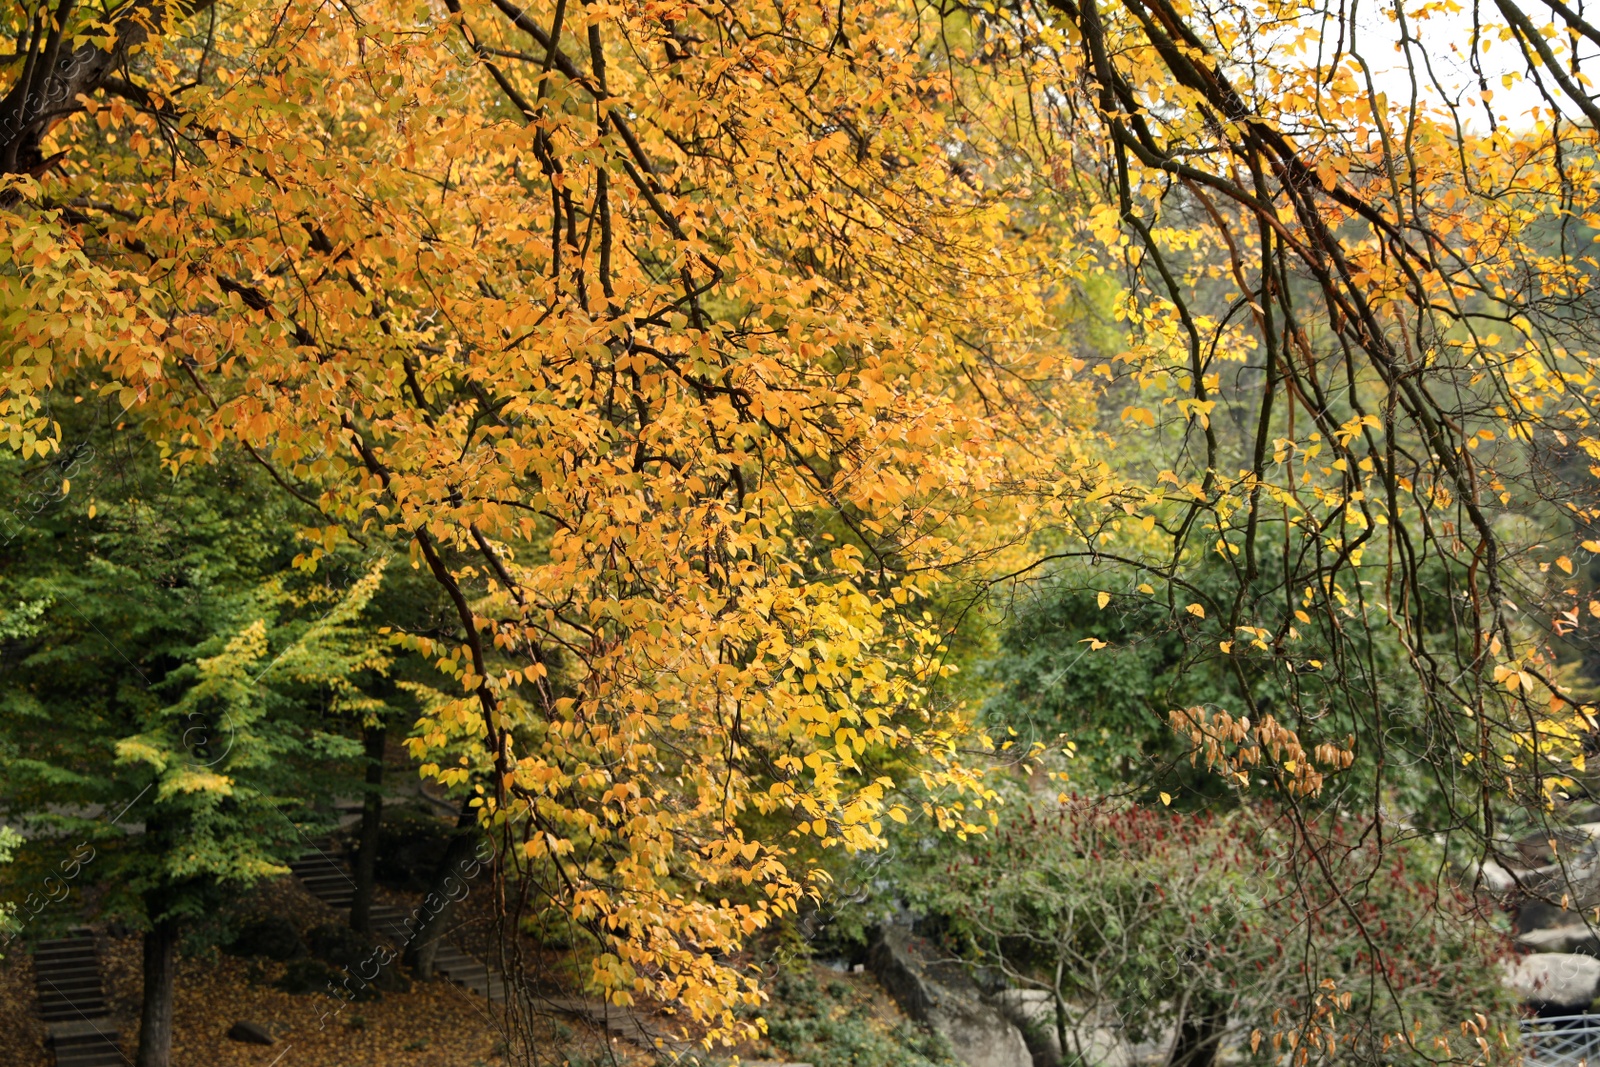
(299, 874), (352, 885)
(435, 952), (484, 968)
(300, 876), (355, 890)
(55, 1053), (127, 1067)
(40, 1004), (108, 1021)
(54, 1047), (126, 1067)
(53, 1032), (121, 1052)
(48, 1020), (117, 1043)
(39, 991), (106, 1011)
(290, 850), (341, 864)
(536, 997), (693, 1053)
(34, 960), (97, 977)
(37, 979), (104, 997)
(289, 852), (343, 874)
(446, 972), (499, 990)
(38, 985), (104, 1004)
(286, 849), (520, 1014)
(34, 940), (96, 953)
(36, 934), (95, 949)
(36, 959), (100, 976)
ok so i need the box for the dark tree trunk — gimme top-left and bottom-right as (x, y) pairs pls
(135, 912), (177, 1067)
(1166, 992), (1226, 1067)
(349, 723), (387, 933)
(403, 798), (484, 978)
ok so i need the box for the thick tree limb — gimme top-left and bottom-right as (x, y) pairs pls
(0, 0), (216, 174)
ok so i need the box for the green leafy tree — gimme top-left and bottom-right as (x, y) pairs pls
(981, 555), (1465, 819)
(0, 395), (398, 1066)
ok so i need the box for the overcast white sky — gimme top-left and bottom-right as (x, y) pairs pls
(1344, 0), (1595, 130)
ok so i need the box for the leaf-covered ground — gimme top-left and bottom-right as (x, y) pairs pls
(0, 858), (935, 1067)
(0, 872), (642, 1067)
(0, 933), (508, 1067)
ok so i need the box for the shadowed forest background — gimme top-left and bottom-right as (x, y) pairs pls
(4, 0), (1600, 1063)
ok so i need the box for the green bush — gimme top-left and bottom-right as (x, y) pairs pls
(896, 797), (1517, 1066)
(226, 916), (306, 961)
(305, 923), (410, 992)
(276, 957), (339, 995)
(763, 969), (957, 1067)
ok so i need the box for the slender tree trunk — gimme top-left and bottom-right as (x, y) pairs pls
(403, 797), (482, 978)
(135, 912), (177, 1067)
(1052, 959), (1068, 1067)
(350, 723), (387, 933)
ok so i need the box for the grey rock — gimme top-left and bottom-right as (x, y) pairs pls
(868, 927), (1032, 1067)
(226, 1020), (275, 1045)
(991, 989), (1172, 1067)
(1469, 860), (1518, 896)
(1518, 925), (1600, 956)
(993, 989), (1061, 1067)
(1504, 953), (1600, 1010)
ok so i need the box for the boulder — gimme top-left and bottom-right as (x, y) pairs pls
(991, 988), (1159, 1067)
(1467, 860), (1518, 896)
(1514, 824), (1600, 867)
(1518, 925), (1600, 956)
(868, 926), (1032, 1067)
(993, 989), (1061, 1067)
(1504, 953), (1600, 1011)
(226, 1020), (275, 1045)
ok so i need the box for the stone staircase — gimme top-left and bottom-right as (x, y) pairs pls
(32, 930), (124, 1067)
(286, 843), (698, 1051)
(287, 847), (356, 910)
(368, 901), (509, 1002)
(289, 843), (509, 1003)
